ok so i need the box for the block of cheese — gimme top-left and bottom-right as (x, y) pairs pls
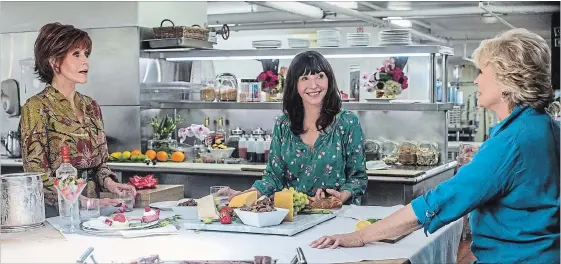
(274, 190), (295, 222)
(228, 191), (257, 208)
(197, 195), (219, 220)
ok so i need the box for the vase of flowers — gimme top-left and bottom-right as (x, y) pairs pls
(148, 115), (183, 153)
(362, 57), (409, 99)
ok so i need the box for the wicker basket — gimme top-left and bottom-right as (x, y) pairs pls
(153, 19), (209, 41)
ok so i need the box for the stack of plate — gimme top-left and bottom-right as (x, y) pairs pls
(379, 29), (412, 46)
(347, 33), (371, 47)
(317, 29), (340, 47)
(252, 40), (281, 49)
(288, 38), (310, 48)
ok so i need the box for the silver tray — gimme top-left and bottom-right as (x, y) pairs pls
(145, 38), (214, 49)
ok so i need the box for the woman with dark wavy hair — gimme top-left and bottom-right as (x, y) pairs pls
(221, 51), (367, 205)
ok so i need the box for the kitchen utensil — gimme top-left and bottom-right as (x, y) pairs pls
(1, 173), (46, 232)
(1, 79), (20, 117)
(1, 130), (21, 158)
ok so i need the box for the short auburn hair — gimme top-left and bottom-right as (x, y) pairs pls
(34, 22), (92, 84)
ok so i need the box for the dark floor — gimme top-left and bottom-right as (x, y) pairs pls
(457, 238), (477, 264)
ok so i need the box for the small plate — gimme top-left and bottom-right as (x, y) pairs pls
(149, 201), (179, 211)
(82, 217), (160, 231)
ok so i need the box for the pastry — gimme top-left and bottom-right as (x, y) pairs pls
(142, 207), (160, 223)
(307, 196), (343, 209)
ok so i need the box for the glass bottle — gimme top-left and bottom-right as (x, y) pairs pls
(56, 145), (79, 228)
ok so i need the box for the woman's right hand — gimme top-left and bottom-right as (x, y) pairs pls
(100, 198), (122, 207)
(216, 187), (242, 200)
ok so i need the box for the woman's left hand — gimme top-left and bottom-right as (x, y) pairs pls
(324, 189), (351, 203)
(310, 233), (365, 249)
(105, 179), (137, 197)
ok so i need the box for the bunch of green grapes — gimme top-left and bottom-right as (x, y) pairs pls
(292, 189), (309, 215)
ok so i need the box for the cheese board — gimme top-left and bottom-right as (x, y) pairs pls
(183, 213), (335, 236)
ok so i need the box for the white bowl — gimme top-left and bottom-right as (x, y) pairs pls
(207, 147), (235, 160)
(171, 199), (199, 220)
(234, 208), (289, 228)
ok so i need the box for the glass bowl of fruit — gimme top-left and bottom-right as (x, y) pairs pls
(207, 140), (235, 160)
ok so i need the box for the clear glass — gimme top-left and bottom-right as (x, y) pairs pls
(79, 198), (101, 221)
(56, 182), (86, 234)
(118, 189), (135, 212)
(210, 186), (229, 207)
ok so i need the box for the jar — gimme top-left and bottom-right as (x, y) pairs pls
(381, 140), (398, 164)
(416, 142), (439, 166)
(239, 79), (253, 102)
(398, 141), (418, 165)
(364, 139), (381, 161)
(201, 87), (216, 102)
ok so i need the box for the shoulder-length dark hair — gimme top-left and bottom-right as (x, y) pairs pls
(282, 51), (342, 135)
(34, 22), (92, 84)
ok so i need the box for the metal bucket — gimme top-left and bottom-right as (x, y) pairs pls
(1, 173), (46, 232)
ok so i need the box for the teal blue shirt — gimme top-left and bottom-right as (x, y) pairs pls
(412, 105), (560, 263)
(252, 110), (368, 205)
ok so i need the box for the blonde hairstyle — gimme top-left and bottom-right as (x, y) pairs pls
(472, 28), (553, 112)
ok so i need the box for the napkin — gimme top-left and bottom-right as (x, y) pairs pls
(119, 224), (178, 238)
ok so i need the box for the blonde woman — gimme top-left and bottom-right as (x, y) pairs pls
(311, 28), (560, 263)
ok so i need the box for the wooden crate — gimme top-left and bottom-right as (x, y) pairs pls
(100, 184), (184, 208)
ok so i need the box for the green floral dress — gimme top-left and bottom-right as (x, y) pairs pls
(19, 86), (118, 206)
(252, 110), (368, 205)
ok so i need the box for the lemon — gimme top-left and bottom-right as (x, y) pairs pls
(110, 152), (122, 159)
(355, 220), (372, 231)
(122, 151), (131, 159)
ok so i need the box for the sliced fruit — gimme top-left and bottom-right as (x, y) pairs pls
(156, 151), (168, 162)
(171, 151), (185, 162)
(355, 220), (372, 231)
(146, 150), (157, 160)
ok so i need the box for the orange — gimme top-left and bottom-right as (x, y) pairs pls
(171, 151), (185, 162)
(146, 150), (157, 160)
(156, 151), (169, 162)
(131, 149), (142, 156)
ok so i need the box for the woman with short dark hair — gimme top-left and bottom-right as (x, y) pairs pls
(19, 23), (136, 218)
(222, 51), (368, 205)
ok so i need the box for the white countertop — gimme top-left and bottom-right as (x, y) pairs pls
(1, 206), (463, 264)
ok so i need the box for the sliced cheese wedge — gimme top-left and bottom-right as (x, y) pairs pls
(197, 195), (219, 220)
(229, 191), (258, 208)
(274, 191), (294, 222)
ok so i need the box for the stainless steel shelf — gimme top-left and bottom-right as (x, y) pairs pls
(149, 101), (454, 111)
(141, 45), (454, 60)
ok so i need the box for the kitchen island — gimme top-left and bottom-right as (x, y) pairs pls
(0, 206), (463, 264)
(0, 158), (458, 206)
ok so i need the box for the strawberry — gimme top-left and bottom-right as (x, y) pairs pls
(104, 219), (113, 226)
(113, 214), (127, 223)
(145, 207), (151, 212)
(219, 207), (233, 224)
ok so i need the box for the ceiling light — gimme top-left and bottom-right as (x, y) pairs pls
(390, 19), (412, 28)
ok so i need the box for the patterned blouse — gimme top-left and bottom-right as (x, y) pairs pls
(19, 86), (118, 206)
(252, 110), (368, 205)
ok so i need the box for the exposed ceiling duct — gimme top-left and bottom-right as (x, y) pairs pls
(304, 1), (449, 44)
(245, 1), (325, 19)
(207, 4), (559, 24)
(478, 2), (516, 29)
